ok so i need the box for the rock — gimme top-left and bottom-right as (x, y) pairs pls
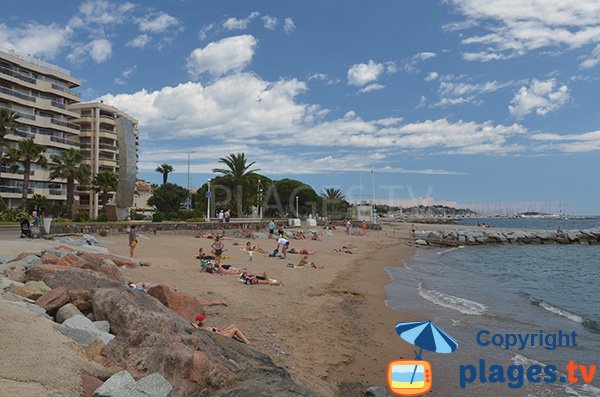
(415, 239), (428, 246)
(146, 284), (206, 323)
(41, 252), (62, 265)
(82, 373), (104, 397)
(59, 314), (115, 347)
(56, 303), (84, 323)
(94, 320), (111, 333)
(365, 386), (387, 397)
(79, 252), (138, 269)
(124, 373), (174, 397)
(84, 234), (100, 245)
(8, 280), (51, 299)
(1, 277), (22, 289)
(2, 300), (51, 318)
(84, 338), (106, 360)
(70, 289), (92, 312)
(35, 286), (70, 313)
(10, 253), (41, 265)
(87, 312), (96, 322)
(93, 370), (135, 397)
(0, 256), (11, 264)
(1, 290), (35, 303)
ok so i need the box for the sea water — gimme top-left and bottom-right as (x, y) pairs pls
(385, 224), (600, 396)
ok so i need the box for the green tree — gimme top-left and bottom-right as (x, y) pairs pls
(0, 108), (20, 185)
(147, 183), (189, 214)
(92, 171), (118, 207)
(5, 138), (47, 210)
(49, 148), (91, 219)
(155, 163), (174, 185)
(26, 193), (49, 214)
(265, 178), (319, 217)
(211, 153), (260, 216)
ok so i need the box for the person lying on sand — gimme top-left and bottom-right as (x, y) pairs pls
(196, 232), (215, 239)
(293, 231), (308, 239)
(288, 248), (315, 255)
(193, 314), (250, 344)
(239, 271), (281, 285)
(334, 248), (354, 254)
(240, 227), (254, 239)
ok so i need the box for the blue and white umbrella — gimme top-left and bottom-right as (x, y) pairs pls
(395, 320), (458, 360)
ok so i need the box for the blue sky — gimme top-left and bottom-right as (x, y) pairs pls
(3, 0), (600, 214)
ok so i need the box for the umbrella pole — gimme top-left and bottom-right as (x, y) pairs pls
(409, 347), (424, 384)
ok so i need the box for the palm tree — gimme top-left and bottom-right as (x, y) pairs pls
(5, 138), (47, 210)
(155, 163), (174, 185)
(0, 108), (20, 183)
(49, 148), (91, 219)
(92, 171), (118, 207)
(320, 187), (346, 216)
(212, 153), (260, 216)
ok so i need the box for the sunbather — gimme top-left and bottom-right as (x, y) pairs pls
(298, 254), (323, 269)
(193, 314), (250, 344)
(288, 248), (315, 255)
(196, 248), (215, 260)
(239, 271), (281, 285)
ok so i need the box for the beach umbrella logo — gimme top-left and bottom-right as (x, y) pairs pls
(387, 321), (458, 396)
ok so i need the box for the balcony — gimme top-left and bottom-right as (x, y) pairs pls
(50, 135), (79, 146)
(99, 143), (117, 150)
(15, 112), (36, 121)
(9, 129), (36, 139)
(51, 118), (80, 130)
(0, 85), (36, 102)
(0, 186), (33, 194)
(0, 65), (37, 84)
(80, 142), (92, 149)
(51, 100), (66, 109)
(0, 166), (34, 176)
(51, 83), (81, 99)
(49, 189), (66, 196)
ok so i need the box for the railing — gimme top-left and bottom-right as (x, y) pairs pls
(50, 84), (81, 98)
(0, 166), (34, 176)
(51, 100), (66, 109)
(99, 143), (117, 150)
(51, 118), (80, 130)
(49, 189), (66, 196)
(0, 85), (36, 102)
(10, 129), (35, 138)
(50, 136), (79, 146)
(0, 65), (37, 84)
(99, 128), (115, 133)
(0, 186), (33, 194)
(15, 112), (35, 120)
(80, 143), (92, 149)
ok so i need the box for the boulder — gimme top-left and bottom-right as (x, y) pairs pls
(0, 256), (11, 264)
(35, 286), (70, 313)
(415, 239), (428, 246)
(56, 303), (84, 323)
(84, 338), (106, 361)
(2, 300), (51, 318)
(59, 314), (115, 347)
(121, 373), (174, 397)
(82, 373), (104, 397)
(70, 289), (92, 312)
(94, 320), (111, 333)
(1, 277), (22, 289)
(8, 280), (51, 299)
(26, 264), (125, 290)
(10, 253), (41, 265)
(1, 290), (35, 303)
(146, 284), (206, 323)
(93, 370), (135, 397)
(79, 252), (138, 269)
(365, 386), (387, 397)
(41, 252), (62, 265)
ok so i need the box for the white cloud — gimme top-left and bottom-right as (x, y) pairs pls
(307, 73), (340, 85)
(127, 34), (150, 48)
(223, 11), (260, 30)
(509, 79), (570, 118)
(77, 0), (135, 25)
(283, 18), (296, 33)
(186, 35), (257, 78)
(439, 80), (510, 97)
(359, 83), (385, 93)
(447, 0), (600, 60)
(347, 60), (385, 86)
(114, 65), (137, 85)
(413, 52), (436, 61)
(403, 51), (437, 72)
(425, 72), (439, 81)
(137, 12), (179, 33)
(530, 130), (600, 152)
(262, 15), (278, 30)
(0, 23), (72, 59)
(198, 24), (214, 41)
(68, 38), (112, 63)
(580, 44), (600, 68)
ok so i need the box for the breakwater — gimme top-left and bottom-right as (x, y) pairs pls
(414, 228), (600, 246)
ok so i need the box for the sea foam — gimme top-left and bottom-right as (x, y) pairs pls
(417, 282), (487, 315)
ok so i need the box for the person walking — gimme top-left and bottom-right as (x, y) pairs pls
(268, 219), (275, 239)
(128, 225), (138, 257)
(218, 210), (224, 223)
(361, 220), (367, 237)
(224, 209), (231, 223)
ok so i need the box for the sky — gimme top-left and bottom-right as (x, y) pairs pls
(2, 0), (600, 214)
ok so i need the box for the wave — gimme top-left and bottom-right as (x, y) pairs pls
(436, 246), (465, 255)
(530, 296), (600, 332)
(417, 282), (487, 315)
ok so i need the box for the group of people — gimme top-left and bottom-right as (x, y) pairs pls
(217, 210), (231, 223)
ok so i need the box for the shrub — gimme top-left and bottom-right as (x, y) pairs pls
(0, 208), (28, 222)
(73, 212), (90, 222)
(166, 212), (180, 221)
(185, 217), (202, 222)
(0, 197), (7, 212)
(152, 212), (164, 222)
(96, 213), (109, 222)
(99, 230), (108, 237)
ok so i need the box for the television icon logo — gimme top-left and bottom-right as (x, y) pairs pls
(387, 360), (432, 396)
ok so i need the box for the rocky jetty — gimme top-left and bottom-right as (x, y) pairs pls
(414, 227), (600, 246)
(0, 237), (315, 397)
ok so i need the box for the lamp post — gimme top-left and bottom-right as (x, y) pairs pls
(206, 179), (211, 222)
(295, 195), (299, 218)
(257, 178), (263, 219)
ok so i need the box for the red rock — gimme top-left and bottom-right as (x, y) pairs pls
(70, 289), (92, 313)
(35, 286), (70, 313)
(41, 252), (62, 265)
(147, 285), (205, 323)
(81, 373), (103, 397)
(60, 253), (84, 266)
(11, 252), (37, 261)
(79, 252), (137, 269)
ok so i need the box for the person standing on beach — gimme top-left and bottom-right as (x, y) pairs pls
(278, 224), (285, 238)
(268, 219), (275, 239)
(361, 220), (367, 237)
(211, 235), (225, 268)
(224, 209), (230, 223)
(218, 210), (224, 223)
(128, 225), (138, 257)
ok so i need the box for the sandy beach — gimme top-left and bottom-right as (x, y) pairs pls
(93, 225), (418, 396)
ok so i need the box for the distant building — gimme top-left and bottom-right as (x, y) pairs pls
(69, 102), (139, 219)
(0, 49), (81, 208)
(349, 204), (374, 222)
(134, 179), (153, 210)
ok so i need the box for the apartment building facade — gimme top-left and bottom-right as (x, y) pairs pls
(0, 49), (81, 208)
(69, 102), (139, 219)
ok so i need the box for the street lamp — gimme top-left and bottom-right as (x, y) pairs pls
(206, 179), (211, 222)
(257, 178), (263, 219)
(295, 195), (299, 218)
